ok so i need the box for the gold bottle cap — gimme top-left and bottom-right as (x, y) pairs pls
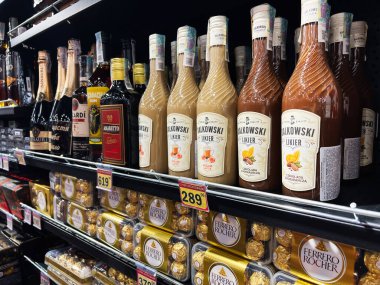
(111, 58), (125, 81)
(133, 63), (146, 84)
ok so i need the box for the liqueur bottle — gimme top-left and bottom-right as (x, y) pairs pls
(72, 55), (93, 160)
(170, 41), (178, 90)
(0, 22), (8, 55)
(30, 51), (53, 152)
(139, 34), (170, 173)
(238, 4), (282, 192)
(294, 27), (301, 64)
(196, 16), (238, 185)
(272, 17), (288, 87)
(167, 26), (199, 178)
(282, 0), (343, 201)
(6, 51), (21, 105)
(0, 55), (7, 101)
(100, 58), (141, 167)
(234, 46), (251, 94)
(197, 35), (208, 90)
(50, 39), (80, 156)
(87, 31), (111, 161)
(351, 21), (376, 174)
(121, 38), (134, 90)
(133, 63), (146, 95)
(329, 13), (361, 181)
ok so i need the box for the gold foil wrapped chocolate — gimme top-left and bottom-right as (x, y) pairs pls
(86, 210), (98, 223)
(359, 272), (380, 285)
(196, 223), (208, 241)
(139, 194), (149, 206)
(177, 215), (193, 232)
(192, 251), (205, 272)
(273, 245), (291, 271)
(251, 223), (271, 241)
(194, 271), (204, 285)
(170, 261), (187, 280)
(172, 242), (188, 262)
(248, 271), (270, 285)
(61, 174), (95, 207)
(364, 251), (380, 275)
(133, 246), (141, 260)
(86, 224), (97, 236)
(127, 190), (139, 204)
(121, 240), (133, 255)
(197, 211), (208, 222)
(275, 228), (293, 248)
(246, 238), (265, 261)
(122, 224), (134, 241)
(135, 230), (142, 244)
(175, 202), (190, 215)
(125, 203), (138, 217)
(108, 267), (117, 278)
(171, 215), (179, 231)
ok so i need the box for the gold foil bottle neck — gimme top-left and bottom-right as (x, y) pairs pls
(133, 63), (146, 85)
(111, 58), (125, 81)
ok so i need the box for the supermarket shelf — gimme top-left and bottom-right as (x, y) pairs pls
(9, 0), (103, 47)
(21, 203), (187, 285)
(0, 207), (23, 227)
(16, 150), (380, 251)
(0, 105), (33, 119)
(24, 255), (57, 285)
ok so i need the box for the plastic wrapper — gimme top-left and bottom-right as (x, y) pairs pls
(192, 242), (274, 285)
(273, 271), (315, 284)
(66, 202), (99, 237)
(49, 171), (62, 195)
(53, 195), (67, 224)
(195, 210), (272, 264)
(99, 187), (139, 219)
(91, 262), (137, 285)
(138, 194), (194, 237)
(61, 174), (95, 207)
(96, 212), (135, 255)
(30, 182), (54, 217)
(1, 181), (29, 220)
(133, 223), (191, 281)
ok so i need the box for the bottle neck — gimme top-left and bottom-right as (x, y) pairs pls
(208, 46), (229, 74)
(60, 52), (79, 98)
(351, 47), (366, 65)
(300, 22), (326, 56)
(329, 42), (349, 64)
(252, 38), (272, 64)
(55, 61), (66, 99)
(37, 62), (52, 101)
(148, 59), (167, 85)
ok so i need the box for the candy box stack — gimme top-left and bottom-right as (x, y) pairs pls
(99, 187), (139, 219)
(61, 174), (95, 208)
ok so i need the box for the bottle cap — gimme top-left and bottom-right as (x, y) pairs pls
(0, 22), (5, 41)
(198, 35), (207, 60)
(208, 15), (228, 47)
(329, 12), (353, 54)
(171, 41), (177, 64)
(350, 21), (367, 48)
(149, 34), (165, 71)
(111, 58), (125, 81)
(79, 55), (92, 82)
(250, 3), (276, 50)
(57, 46), (68, 67)
(177, 25), (196, 67)
(273, 17), (288, 47)
(133, 63), (146, 84)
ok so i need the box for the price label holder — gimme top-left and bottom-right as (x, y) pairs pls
(2, 155), (9, 171)
(137, 263), (157, 285)
(6, 214), (13, 230)
(14, 149), (26, 165)
(33, 211), (42, 230)
(24, 208), (32, 225)
(179, 178), (209, 212)
(96, 166), (113, 191)
(40, 272), (50, 285)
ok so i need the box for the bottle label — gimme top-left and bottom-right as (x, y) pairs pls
(273, 19), (288, 60)
(30, 128), (49, 150)
(139, 114), (153, 168)
(329, 14), (352, 55)
(197, 112), (228, 177)
(343, 137), (360, 180)
(237, 112), (271, 182)
(320, 145), (341, 201)
(251, 9), (275, 50)
(72, 99), (89, 137)
(301, 0), (329, 44)
(199, 36), (207, 60)
(177, 26), (196, 67)
(360, 108), (375, 166)
(281, 109), (321, 191)
(87, 86), (109, 144)
(101, 104), (125, 165)
(51, 121), (72, 155)
(207, 17), (229, 61)
(167, 113), (193, 172)
(149, 34), (165, 71)
(350, 33), (367, 48)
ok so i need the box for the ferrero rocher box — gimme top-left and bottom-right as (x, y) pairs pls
(30, 182), (54, 217)
(273, 271), (314, 285)
(133, 223), (191, 281)
(273, 228), (360, 285)
(92, 262), (137, 285)
(359, 251), (380, 285)
(138, 194), (195, 237)
(195, 210), (273, 264)
(96, 212), (135, 255)
(191, 242), (274, 285)
(99, 187), (139, 219)
(66, 201), (99, 237)
(61, 174), (96, 208)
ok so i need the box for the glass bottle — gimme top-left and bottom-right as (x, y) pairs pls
(198, 35), (208, 90)
(170, 40), (178, 90)
(87, 31), (111, 162)
(294, 27), (301, 65)
(121, 38), (134, 90)
(133, 63), (146, 95)
(6, 51), (20, 105)
(234, 46), (250, 94)
(0, 22), (8, 55)
(167, 26), (199, 178)
(139, 34), (170, 173)
(0, 55), (7, 102)
(72, 55), (93, 160)
(100, 58), (141, 167)
(30, 51), (53, 152)
(238, 4), (282, 192)
(329, 13), (361, 182)
(282, 0), (343, 201)
(351, 21), (376, 174)
(50, 39), (80, 156)
(197, 16), (238, 185)
(273, 17), (288, 87)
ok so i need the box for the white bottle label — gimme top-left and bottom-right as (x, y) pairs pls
(72, 99), (89, 137)
(343, 137), (360, 180)
(139, 114), (153, 168)
(238, 112), (271, 182)
(167, 113), (193, 172)
(282, 109), (321, 191)
(197, 112), (228, 177)
(360, 108), (375, 166)
(320, 145), (341, 201)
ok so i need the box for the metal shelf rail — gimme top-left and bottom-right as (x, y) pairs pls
(24, 255), (57, 285)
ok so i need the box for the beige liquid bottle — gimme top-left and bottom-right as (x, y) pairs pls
(167, 26), (199, 178)
(197, 16), (238, 185)
(170, 41), (178, 91)
(139, 34), (170, 173)
(198, 35), (208, 90)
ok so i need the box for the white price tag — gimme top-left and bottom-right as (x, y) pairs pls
(137, 264), (157, 285)
(40, 272), (50, 285)
(6, 214), (13, 230)
(2, 156), (9, 171)
(24, 208), (32, 225)
(14, 150), (26, 165)
(33, 212), (41, 230)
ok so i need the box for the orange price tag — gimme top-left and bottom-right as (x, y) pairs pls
(179, 179), (209, 212)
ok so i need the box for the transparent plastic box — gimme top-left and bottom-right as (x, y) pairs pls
(133, 223), (191, 281)
(91, 262), (137, 285)
(273, 271), (314, 284)
(49, 171), (62, 195)
(66, 202), (99, 237)
(99, 187), (139, 219)
(53, 195), (67, 224)
(61, 174), (96, 208)
(30, 182), (54, 217)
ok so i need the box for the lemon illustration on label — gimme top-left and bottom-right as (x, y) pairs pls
(286, 150), (302, 171)
(242, 146), (255, 165)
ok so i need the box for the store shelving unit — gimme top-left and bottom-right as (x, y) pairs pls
(23, 255), (57, 285)
(0, 105), (33, 119)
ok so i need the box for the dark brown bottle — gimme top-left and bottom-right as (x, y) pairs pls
(351, 21), (376, 174)
(0, 55), (7, 102)
(133, 63), (146, 95)
(0, 22), (8, 55)
(272, 17), (288, 87)
(6, 51), (21, 105)
(294, 27), (301, 65)
(100, 58), (141, 167)
(234, 46), (251, 94)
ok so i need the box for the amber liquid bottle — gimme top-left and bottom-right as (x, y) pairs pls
(238, 4), (282, 192)
(282, 0), (343, 201)
(273, 17), (288, 87)
(351, 21), (376, 174)
(30, 51), (53, 152)
(133, 63), (146, 95)
(170, 40), (178, 91)
(139, 34), (169, 173)
(167, 26), (199, 178)
(234, 46), (251, 95)
(329, 13), (361, 182)
(198, 35), (208, 90)
(0, 55), (7, 101)
(197, 16), (238, 185)
(294, 27), (301, 65)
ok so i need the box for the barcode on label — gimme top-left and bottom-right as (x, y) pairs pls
(184, 52), (195, 67)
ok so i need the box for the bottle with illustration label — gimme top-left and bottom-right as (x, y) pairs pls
(87, 31), (111, 161)
(50, 39), (81, 156)
(167, 25), (199, 178)
(30, 51), (53, 152)
(170, 41), (178, 91)
(198, 35), (208, 90)
(139, 34), (169, 173)
(329, 13), (361, 182)
(351, 21), (376, 174)
(197, 16), (238, 185)
(273, 17), (288, 87)
(234, 46), (251, 94)
(101, 58), (141, 167)
(238, 4), (282, 192)
(282, 0), (343, 201)
(72, 55), (93, 160)
(133, 63), (146, 95)
(294, 28), (301, 65)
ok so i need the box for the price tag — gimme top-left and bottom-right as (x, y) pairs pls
(6, 214), (13, 230)
(96, 168), (113, 191)
(179, 178), (209, 212)
(137, 264), (157, 285)
(24, 208), (32, 225)
(33, 211), (41, 230)
(2, 156), (9, 171)
(14, 150), (26, 165)
(40, 272), (50, 285)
